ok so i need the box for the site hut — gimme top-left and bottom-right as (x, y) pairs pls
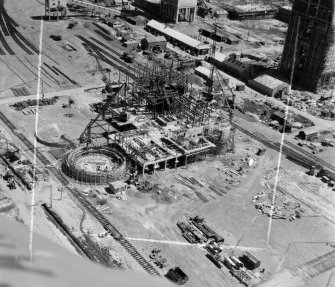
(213, 9), (228, 20)
(104, 17), (123, 28)
(108, 181), (127, 195)
(298, 128), (320, 141)
(123, 40), (139, 51)
(140, 36), (167, 52)
(270, 111), (292, 133)
(248, 74), (289, 98)
(145, 20), (210, 55)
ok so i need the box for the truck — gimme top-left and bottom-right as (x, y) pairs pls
(166, 267), (188, 285)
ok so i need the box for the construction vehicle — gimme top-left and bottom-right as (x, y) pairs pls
(166, 267), (188, 285)
(68, 20), (78, 29)
(122, 52), (134, 63)
(50, 34), (62, 41)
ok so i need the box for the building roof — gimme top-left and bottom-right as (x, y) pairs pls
(245, 252), (260, 264)
(126, 15), (146, 22)
(176, 0), (197, 7)
(146, 20), (210, 50)
(143, 35), (167, 43)
(109, 181), (127, 189)
(211, 52), (228, 62)
(125, 40), (139, 45)
(299, 127), (321, 135)
(222, 57), (250, 73)
(146, 0), (161, 4)
(195, 66), (212, 78)
(251, 74), (289, 89)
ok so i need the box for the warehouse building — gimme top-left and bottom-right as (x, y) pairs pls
(248, 74), (289, 97)
(146, 20), (210, 55)
(141, 36), (167, 51)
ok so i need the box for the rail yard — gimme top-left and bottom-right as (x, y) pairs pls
(1, 0), (335, 286)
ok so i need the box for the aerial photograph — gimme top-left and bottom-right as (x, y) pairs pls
(0, 0), (335, 286)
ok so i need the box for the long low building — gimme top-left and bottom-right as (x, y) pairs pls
(248, 74), (289, 97)
(146, 20), (210, 55)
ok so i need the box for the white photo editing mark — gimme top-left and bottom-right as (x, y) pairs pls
(29, 18), (44, 265)
(266, 16), (300, 247)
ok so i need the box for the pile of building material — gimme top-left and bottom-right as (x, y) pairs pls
(11, 97), (58, 111)
(136, 180), (154, 192)
(177, 216), (224, 244)
(252, 175), (307, 221)
(149, 248), (167, 269)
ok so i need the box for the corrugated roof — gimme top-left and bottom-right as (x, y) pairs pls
(222, 58), (250, 73)
(146, 20), (210, 50)
(143, 36), (166, 43)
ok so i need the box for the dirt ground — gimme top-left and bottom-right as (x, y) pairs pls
(1, 0), (335, 286)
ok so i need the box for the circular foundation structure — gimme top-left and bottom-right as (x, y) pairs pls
(62, 146), (126, 185)
(35, 124), (69, 148)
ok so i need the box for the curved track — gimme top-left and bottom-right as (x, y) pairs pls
(0, 0), (39, 55)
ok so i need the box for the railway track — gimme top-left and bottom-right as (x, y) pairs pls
(0, 0), (39, 55)
(0, 111), (160, 277)
(0, 13), (15, 55)
(76, 35), (137, 79)
(89, 36), (147, 72)
(233, 122), (335, 177)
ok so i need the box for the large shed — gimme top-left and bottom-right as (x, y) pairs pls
(298, 128), (320, 141)
(140, 36), (167, 51)
(146, 20), (210, 55)
(221, 57), (252, 80)
(240, 252), (261, 270)
(248, 75), (289, 97)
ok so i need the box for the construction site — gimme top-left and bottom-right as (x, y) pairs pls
(1, 0), (335, 287)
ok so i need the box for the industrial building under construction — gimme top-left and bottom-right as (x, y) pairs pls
(65, 64), (234, 182)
